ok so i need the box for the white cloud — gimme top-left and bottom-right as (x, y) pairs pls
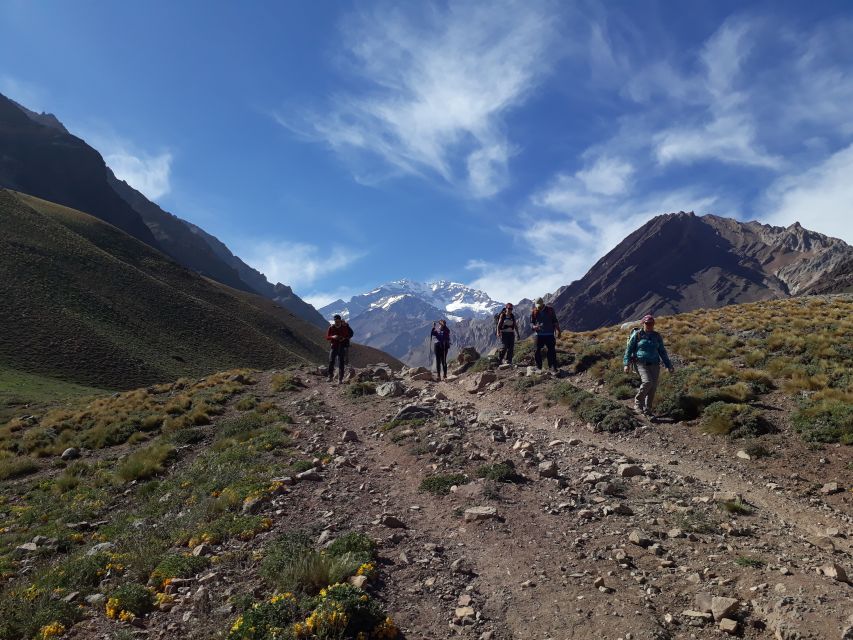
(105, 149), (173, 200)
(283, 1), (559, 197)
(762, 143), (853, 243)
(576, 156), (634, 195)
(242, 241), (365, 292)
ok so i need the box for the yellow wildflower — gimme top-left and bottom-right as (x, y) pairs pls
(118, 610), (135, 623)
(38, 621), (66, 639)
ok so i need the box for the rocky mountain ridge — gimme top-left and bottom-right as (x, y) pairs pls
(0, 92), (326, 328)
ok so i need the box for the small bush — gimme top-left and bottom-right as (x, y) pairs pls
(469, 356), (498, 373)
(169, 428), (205, 445)
(547, 382), (638, 432)
(672, 510), (718, 534)
(0, 452), (38, 480)
(735, 556), (765, 568)
(743, 442), (772, 459)
(107, 583), (153, 618)
(326, 532), (376, 561)
(574, 343), (611, 373)
(150, 554), (211, 589)
(718, 499), (753, 515)
(271, 373), (305, 393)
(791, 398), (853, 444)
(475, 461), (519, 483)
(226, 592), (300, 640)
(380, 418), (425, 432)
(701, 402), (772, 439)
(0, 589), (80, 640)
(234, 396), (257, 411)
(345, 382), (376, 398)
(116, 443), (176, 482)
(419, 473), (468, 496)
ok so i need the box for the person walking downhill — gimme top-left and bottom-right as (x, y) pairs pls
(531, 297), (561, 372)
(326, 314), (353, 383)
(431, 319), (451, 380)
(496, 303), (521, 365)
(623, 314), (674, 418)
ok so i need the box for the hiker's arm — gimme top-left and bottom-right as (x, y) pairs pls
(659, 338), (674, 371)
(623, 335), (637, 367)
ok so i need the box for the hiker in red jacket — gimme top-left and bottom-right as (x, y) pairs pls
(326, 314), (353, 383)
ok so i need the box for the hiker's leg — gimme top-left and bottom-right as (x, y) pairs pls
(441, 346), (448, 376)
(505, 333), (515, 364)
(534, 336), (544, 369)
(635, 364), (652, 411)
(546, 336), (557, 369)
(338, 347), (347, 382)
(434, 344), (443, 377)
(645, 364), (661, 411)
(328, 348), (337, 379)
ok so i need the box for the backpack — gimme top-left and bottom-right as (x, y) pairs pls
(494, 310), (506, 329)
(345, 323), (354, 339)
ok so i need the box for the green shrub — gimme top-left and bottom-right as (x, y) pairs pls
(791, 398), (853, 444)
(546, 382), (638, 432)
(743, 442), (772, 459)
(469, 356), (498, 373)
(271, 373), (305, 393)
(735, 556), (765, 568)
(226, 592), (300, 640)
(216, 412), (270, 441)
(109, 582), (154, 616)
(0, 452), (38, 480)
(419, 473), (468, 496)
(718, 499), (753, 515)
(308, 582), (391, 638)
(574, 343), (611, 373)
(235, 396), (258, 411)
(345, 382), (376, 398)
(380, 418), (425, 432)
(169, 427), (205, 445)
(150, 554), (211, 589)
(116, 443), (176, 481)
(701, 402), (772, 439)
(0, 589), (80, 640)
(326, 532), (376, 561)
(475, 461), (519, 483)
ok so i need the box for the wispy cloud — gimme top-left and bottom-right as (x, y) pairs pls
(105, 149), (173, 200)
(0, 74), (46, 111)
(241, 241), (366, 293)
(279, 1), (560, 197)
(762, 142), (853, 243)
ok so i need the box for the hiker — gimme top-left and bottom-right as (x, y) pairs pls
(326, 314), (353, 383)
(622, 314), (674, 417)
(431, 319), (451, 380)
(531, 297), (561, 372)
(496, 303), (521, 365)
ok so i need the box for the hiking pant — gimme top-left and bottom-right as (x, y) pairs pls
(434, 343), (448, 378)
(499, 332), (516, 364)
(535, 335), (557, 370)
(635, 362), (660, 412)
(328, 345), (348, 381)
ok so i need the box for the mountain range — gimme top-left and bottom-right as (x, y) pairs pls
(0, 92), (326, 328)
(320, 281), (504, 365)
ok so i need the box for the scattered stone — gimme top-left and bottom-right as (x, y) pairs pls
(341, 429), (359, 443)
(61, 447), (80, 461)
(393, 405), (436, 421)
(821, 482), (842, 495)
(411, 371), (434, 381)
(455, 606), (476, 619)
(348, 575), (368, 588)
(464, 506), (498, 522)
(241, 496), (265, 514)
(295, 469), (321, 481)
(458, 594), (472, 607)
(736, 450), (751, 460)
(628, 530), (651, 547)
(819, 563), (849, 583)
(466, 372), (497, 394)
(15, 543), (38, 554)
(86, 542), (115, 557)
(719, 618), (739, 634)
(554, 417), (568, 429)
(694, 593), (713, 613)
(85, 593), (106, 606)
(711, 597), (739, 621)
(376, 381), (405, 397)
(379, 514), (407, 529)
(617, 463), (644, 478)
(192, 544), (212, 557)
(538, 460), (559, 479)
(682, 610), (713, 622)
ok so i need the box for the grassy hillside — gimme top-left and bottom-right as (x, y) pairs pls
(555, 294), (853, 443)
(0, 365), (104, 424)
(0, 190), (395, 390)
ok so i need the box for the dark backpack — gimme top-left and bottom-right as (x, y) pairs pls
(494, 310), (506, 329)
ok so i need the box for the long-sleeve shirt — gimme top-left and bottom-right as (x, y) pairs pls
(431, 326), (450, 347)
(623, 330), (672, 369)
(326, 323), (351, 348)
(531, 306), (559, 336)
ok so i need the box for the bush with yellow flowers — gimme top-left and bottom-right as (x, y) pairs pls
(105, 583), (153, 620)
(149, 554), (210, 590)
(37, 621), (66, 639)
(226, 592), (300, 640)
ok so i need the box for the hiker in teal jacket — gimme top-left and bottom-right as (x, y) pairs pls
(623, 314), (674, 417)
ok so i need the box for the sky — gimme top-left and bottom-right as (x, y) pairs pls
(2, 0), (852, 306)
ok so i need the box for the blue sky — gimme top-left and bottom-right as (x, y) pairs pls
(2, 0), (852, 305)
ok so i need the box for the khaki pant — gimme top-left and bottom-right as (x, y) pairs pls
(635, 363), (660, 413)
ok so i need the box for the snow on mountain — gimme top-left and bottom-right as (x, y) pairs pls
(319, 280), (504, 322)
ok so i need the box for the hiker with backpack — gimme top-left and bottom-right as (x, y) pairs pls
(326, 314), (354, 383)
(431, 319), (451, 380)
(623, 314), (674, 417)
(531, 297), (561, 372)
(495, 303), (521, 365)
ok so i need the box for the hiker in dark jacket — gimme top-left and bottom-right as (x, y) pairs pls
(326, 314), (353, 383)
(531, 297), (561, 371)
(431, 319), (451, 380)
(496, 303), (521, 365)
(623, 314), (674, 417)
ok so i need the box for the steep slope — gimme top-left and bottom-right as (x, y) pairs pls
(0, 93), (157, 245)
(1, 92), (326, 328)
(0, 190), (395, 389)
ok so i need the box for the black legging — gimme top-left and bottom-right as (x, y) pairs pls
(499, 332), (516, 364)
(534, 335), (557, 370)
(434, 343), (448, 377)
(328, 345), (348, 381)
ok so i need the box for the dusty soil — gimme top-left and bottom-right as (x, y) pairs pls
(72, 364), (852, 640)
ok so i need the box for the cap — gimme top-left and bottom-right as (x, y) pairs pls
(642, 314), (655, 324)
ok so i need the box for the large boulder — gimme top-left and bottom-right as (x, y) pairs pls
(456, 347), (481, 364)
(376, 381), (405, 397)
(393, 405), (436, 421)
(465, 371), (496, 394)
